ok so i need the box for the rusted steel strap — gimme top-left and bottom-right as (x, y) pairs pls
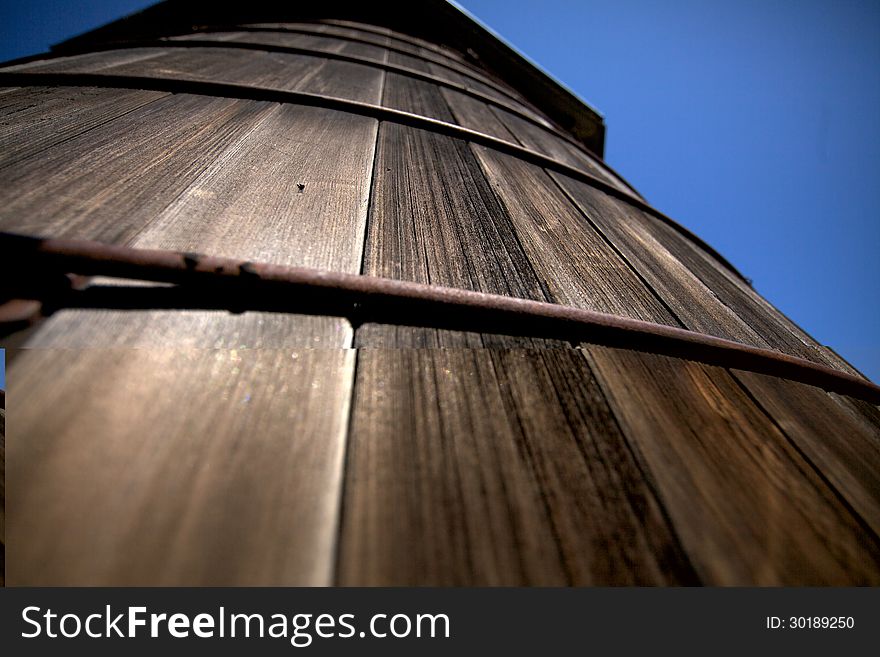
(0, 71), (744, 284)
(1, 233), (876, 404)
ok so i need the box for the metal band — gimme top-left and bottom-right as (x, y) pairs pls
(1, 233), (875, 404)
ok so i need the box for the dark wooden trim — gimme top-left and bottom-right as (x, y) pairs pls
(0, 70), (739, 282)
(2, 233), (874, 403)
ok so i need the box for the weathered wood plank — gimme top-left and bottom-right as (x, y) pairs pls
(471, 145), (678, 324)
(315, 19), (471, 66)
(131, 104), (379, 271)
(353, 325), (569, 348)
(178, 30), (347, 54)
(552, 174), (771, 346)
(440, 87), (517, 140)
(363, 124), (547, 298)
(382, 72), (454, 122)
(243, 23), (504, 94)
(0, 86), (168, 171)
(426, 61), (546, 126)
(491, 104), (630, 190)
(16, 47), (384, 104)
(313, 22), (471, 67)
(22, 292), (352, 349)
(387, 49), (430, 73)
(7, 348), (355, 585)
(335, 39), (388, 62)
(0, 93), (272, 244)
(2, 95), (380, 347)
(358, 123), (550, 346)
(337, 348), (698, 585)
(830, 394), (880, 435)
(585, 346), (880, 584)
(297, 55), (385, 104)
(733, 370), (880, 538)
(2, 48), (168, 73)
(632, 208), (859, 374)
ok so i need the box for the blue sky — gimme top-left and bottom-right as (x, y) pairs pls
(1, 0), (877, 380)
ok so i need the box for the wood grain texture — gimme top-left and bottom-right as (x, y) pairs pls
(7, 348), (356, 586)
(0, 85), (168, 171)
(179, 30), (346, 54)
(359, 123), (550, 346)
(0, 94), (379, 268)
(353, 325), (569, 349)
(386, 50), (432, 73)
(733, 370), (880, 538)
(315, 19), (471, 66)
(242, 23), (506, 96)
(471, 145), (678, 324)
(363, 124), (547, 298)
(22, 290), (352, 349)
(426, 61), (548, 128)
(633, 208), (859, 374)
(337, 348), (698, 585)
(3, 48), (168, 74)
(15, 47), (385, 104)
(831, 395), (880, 435)
(1, 91), (380, 347)
(491, 104), (629, 191)
(130, 103), (379, 271)
(585, 346), (880, 584)
(382, 72), (454, 122)
(222, 30), (388, 62)
(440, 86), (517, 140)
(312, 22), (471, 67)
(552, 173), (771, 346)
(0, 92), (271, 243)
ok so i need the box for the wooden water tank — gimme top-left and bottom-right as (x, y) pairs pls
(1, 0), (878, 586)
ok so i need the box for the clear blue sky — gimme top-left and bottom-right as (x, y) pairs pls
(1, 0), (878, 380)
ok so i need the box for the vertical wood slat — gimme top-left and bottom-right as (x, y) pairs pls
(382, 71), (455, 122)
(732, 371), (880, 538)
(7, 47), (386, 105)
(337, 348), (698, 585)
(0, 94), (379, 270)
(4, 48), (169, 74)
(8, 348), (355, 585)
(0, 86), (168, 171)
(361, 127), (547, 297)
(585, 346), (880, 585)
(184, 30), (349, 54)
(633, 208), (861, 375)
(0, 93), (270, 243)
(490, 104), (631, 192)
(2, 54), (385, 583)
(551, 173), (774, 347)
(357, 123), (552, 347)
(3, 91), (381, 347)
(439, 85), (518, 141)
(426, 61), (548, 128)
(470, 146), (679, 324)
